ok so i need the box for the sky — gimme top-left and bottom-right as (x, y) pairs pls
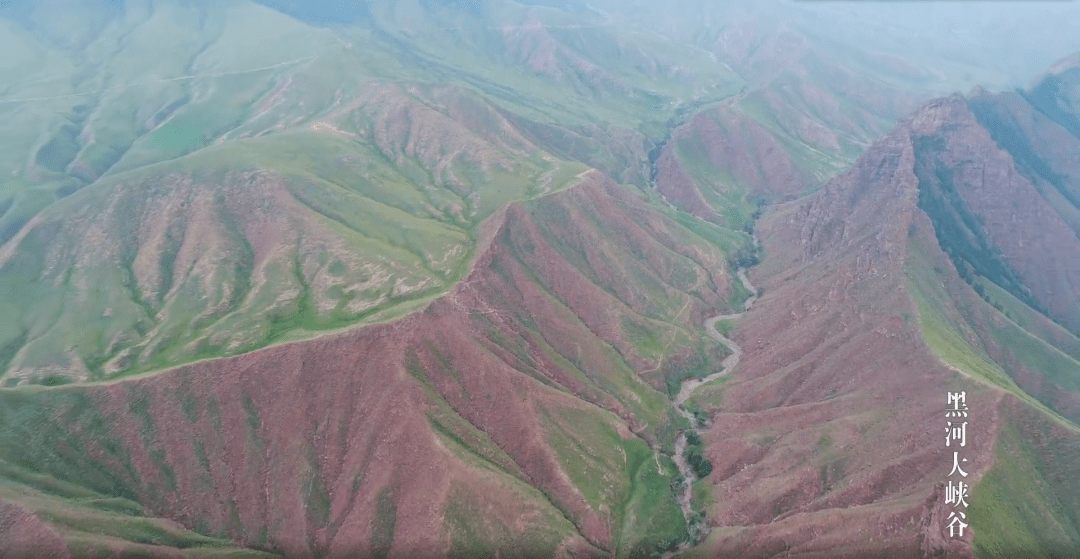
(2, 0), (1077, 87)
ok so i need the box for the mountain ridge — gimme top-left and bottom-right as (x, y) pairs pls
(2, 2), (1080, 558)
(675, 84), (1080, 558)
(0, 169), (747, 558)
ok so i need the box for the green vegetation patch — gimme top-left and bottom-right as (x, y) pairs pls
(370, 486), (397, 559)
(662, 343), (729, 400)
(969, 407), (1080, 559)
(619, 439), (690, 558)
(974, 278), (1080, 362)
(906, 236), (1016, 391)
(685, 375), (733, 422)
(0, 456), (270, 556)
(712, 319), (736, 339)
(443, 481), (571, 559)
(0, 387), (142, 503)
(989, 316), (1080, 393)
(907, 224), (1080, 429)
(534, 401), (687, 558)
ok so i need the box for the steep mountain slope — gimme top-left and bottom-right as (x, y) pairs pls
(676, 78), (1080, 558)
(4, 0), (1062, 386)
(0, 0), (742, 385)
(0, 80), (590, 384)
(644, 1), (1080, 234)
(2, 1), (1080, 558)
(673, 98), (991, 559)
(961, 60), (1080, 335)
(651, 19), (949, 230)
(0, 171), (748, 559)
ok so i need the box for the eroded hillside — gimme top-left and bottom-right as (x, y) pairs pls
(2, 1), (1080, 559)
(0, 170), (751, 558)
(677, 84), (1080, 558)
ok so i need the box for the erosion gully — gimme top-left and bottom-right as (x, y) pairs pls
(660, 267), (758, 559)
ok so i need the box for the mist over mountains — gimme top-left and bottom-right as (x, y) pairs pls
(0, 1), (1078, 558)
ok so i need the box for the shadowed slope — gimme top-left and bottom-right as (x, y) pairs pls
(963, 60), (1080, 335)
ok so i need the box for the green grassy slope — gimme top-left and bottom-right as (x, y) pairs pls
(907, 213), (1080, 558)
(0, 172), (753, 557)
(967, 404), (1080, 559)
(0, 0), (747, 385)
(0, 123), (589, 383)
(0, 2), (758, 555)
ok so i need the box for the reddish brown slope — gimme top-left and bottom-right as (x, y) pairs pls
(0, 172), (736, 559)
(964, 81), (1080, 334)
(652, 32), (926, 226)
(655, 106), (808, 221)
(0, 499), (72, 559)
(686, 98), (1019, 558)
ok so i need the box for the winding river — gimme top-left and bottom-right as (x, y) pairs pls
(661, 268), (758, 558)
